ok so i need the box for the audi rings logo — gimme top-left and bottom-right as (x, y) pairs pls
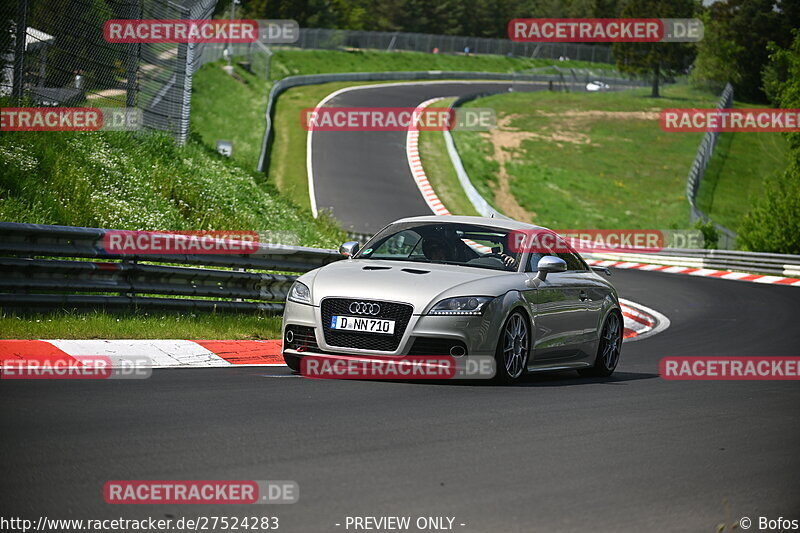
(349, 301), (381, 315)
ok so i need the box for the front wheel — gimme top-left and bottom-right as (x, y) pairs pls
(494, 310), (530, 384)
(579, 311), (622, 377)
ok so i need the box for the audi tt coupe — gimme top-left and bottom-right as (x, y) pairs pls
(281, 215), (623, 383)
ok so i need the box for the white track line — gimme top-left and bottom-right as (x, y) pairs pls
(305, 80), (547, 217)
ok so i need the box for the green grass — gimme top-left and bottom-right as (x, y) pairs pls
(191, 49), (619, 209)
(451, 85), (738, 229)
(418, 98), (480, 216)
(190, 61), (271, 171)
(268, 80), (407, 209)
(268, 49), (614, 80)
(696, 131), (789, 231)
(0, 312), (282, 340)
(0, 122), (344, 248)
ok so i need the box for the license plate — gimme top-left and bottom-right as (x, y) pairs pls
(330, 315), (395, 335)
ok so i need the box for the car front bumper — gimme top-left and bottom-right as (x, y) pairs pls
(281, 299), (505, 358)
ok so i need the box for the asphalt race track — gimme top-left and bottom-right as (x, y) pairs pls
(310, 81), (550, 233)
(3, 81), (799, 532)
(2, 269), (799, 532)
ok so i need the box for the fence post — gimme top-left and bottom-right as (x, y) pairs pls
(12, 0), (28, 100)
(125, 0), (142, 108)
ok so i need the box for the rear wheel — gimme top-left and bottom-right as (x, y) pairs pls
(494, 311), (530, 384)
(579, 311), (622, 377)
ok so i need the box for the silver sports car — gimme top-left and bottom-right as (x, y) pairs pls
(282, 215), (623, 383)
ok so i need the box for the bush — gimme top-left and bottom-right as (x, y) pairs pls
(736, 31), (800, 253)
(737, 156), (800, 254)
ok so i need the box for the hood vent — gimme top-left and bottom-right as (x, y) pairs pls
(362, 265), (391, 271)
(401, 268), (429, 275)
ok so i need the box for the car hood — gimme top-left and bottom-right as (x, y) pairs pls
(302, 259), (517, 311)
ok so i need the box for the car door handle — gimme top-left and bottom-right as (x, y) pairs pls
(579, 291), (590, 302)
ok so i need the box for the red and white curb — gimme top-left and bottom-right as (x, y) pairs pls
(0, 339), (284, 369)
(585, 259), (800, 287)
(406, 97), (452, 216)
(406, 98), (494, 254)
(619, 299), (669, 342)
(0, 302), (666, 369)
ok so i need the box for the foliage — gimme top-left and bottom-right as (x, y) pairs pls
(737, 31), (800, 253)
(690, 0), (797, 103)
(240, 0), (625, 38)
(0, 113), (345, 248)
(689, 11), (743, 94)
(693, 219), (719, 250)
(737, 157), (800, 254)
(612, 0), (697, 98)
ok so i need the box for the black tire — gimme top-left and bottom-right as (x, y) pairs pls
(283, 353), (301, 372)
(493, 310), (530, 384)
(579, 311), (622, 377)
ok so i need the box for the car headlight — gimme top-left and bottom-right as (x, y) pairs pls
(288, 281), (311, 304)
(428, 296), (494, 316)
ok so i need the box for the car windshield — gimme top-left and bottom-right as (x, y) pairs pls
(355, 222), (521, 272)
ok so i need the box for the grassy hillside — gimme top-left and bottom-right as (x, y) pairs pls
(191, 50), (618, 203)
(190, 61), (271, 171)
(0, 125), (343, 248)
(697, 131), (789, 231)
(268, 49), (613, 79)
(446, 85), (786, 230)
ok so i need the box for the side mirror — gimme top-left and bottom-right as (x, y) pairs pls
(536, 256), (567, 281)
(590, 265), (612, 276)
(339, 241), (360, 258)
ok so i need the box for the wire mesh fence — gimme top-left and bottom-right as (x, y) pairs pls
(286, 28), (614, 64)
(3, 4), (614, 144)
(1, 0), (216, 143)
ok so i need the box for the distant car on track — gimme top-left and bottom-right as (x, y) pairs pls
(282, 215), (623, 383)
(586, 80), (611, 91)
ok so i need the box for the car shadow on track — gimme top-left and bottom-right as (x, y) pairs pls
(298, 370), (660, 388)
(516, 370), (659, 387)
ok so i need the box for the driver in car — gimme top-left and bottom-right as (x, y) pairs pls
(421, 237), (451, 261)
(422, 236), (517, 270)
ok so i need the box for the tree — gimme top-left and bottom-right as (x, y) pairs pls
(737, 31), (800, 253)
(612, 0), (698, 97)
(689, 11), (743, 93)
(689, 0), (797, 103)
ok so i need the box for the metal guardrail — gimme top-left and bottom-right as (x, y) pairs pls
(584, 247), (800, 278)
(287, 28), (615, 64)
(686, 83), (736, 248)
(0, 222), (342, 315)
(4, 222), (797, 316)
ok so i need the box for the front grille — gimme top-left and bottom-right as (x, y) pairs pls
(284, 325), (319, 352)
(408, 337), (467, 356)
(321, 298), (413, 352)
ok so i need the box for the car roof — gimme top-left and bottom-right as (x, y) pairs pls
(392, 215), (549, 232)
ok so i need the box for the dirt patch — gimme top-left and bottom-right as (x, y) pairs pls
(479, 115), (538, 222)
(478, 110), (659, 220)
(534, 109), (661, 120)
